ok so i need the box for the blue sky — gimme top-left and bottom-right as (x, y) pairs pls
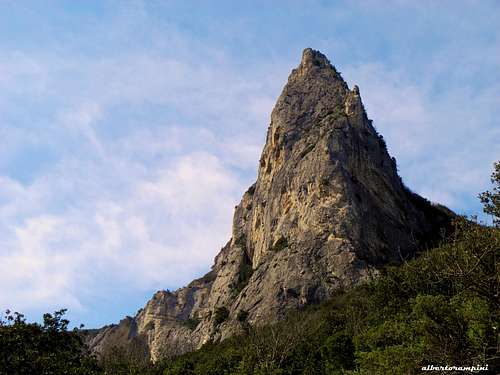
(0, 0), (499, 328)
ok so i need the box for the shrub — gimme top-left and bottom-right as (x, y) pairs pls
(231, 261), (253, 297)
(237, 310), (249, 323)
(270, 236), (288, 252)
(183, 317), (200, 331)
(213, 307), (229, 326)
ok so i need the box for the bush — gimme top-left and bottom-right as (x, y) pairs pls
(236, 310), (249, 323)
(183, 317), (200, 331)
(213, 307), (229, 326)
(231, 261), (253, 297)
(270, 236), (288, 252)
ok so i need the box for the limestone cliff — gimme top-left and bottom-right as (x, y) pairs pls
(88, 49), (452, 361)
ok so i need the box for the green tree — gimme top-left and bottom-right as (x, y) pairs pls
(0, 309), (101, 374)
(479, 161), (500, 226)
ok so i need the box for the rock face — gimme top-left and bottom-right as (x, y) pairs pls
(88, 49), (452, 361)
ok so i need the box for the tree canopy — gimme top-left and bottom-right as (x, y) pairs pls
(479, 161), (500, 226)
(0, 309), (100, 375)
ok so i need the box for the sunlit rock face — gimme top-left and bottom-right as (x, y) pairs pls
(88, 49), (452, 361)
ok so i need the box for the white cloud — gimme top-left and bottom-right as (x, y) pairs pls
(138, 153), (239, 214)
(0, 214), (83, 311)
(0, 147), (245, 318)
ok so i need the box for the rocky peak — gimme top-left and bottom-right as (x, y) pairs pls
(88, 49), (452, 362)
(247, 49), (399, 267)
(294, 48), (337, 77)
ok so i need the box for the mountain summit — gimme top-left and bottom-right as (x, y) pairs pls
(89, 49), (451, 361)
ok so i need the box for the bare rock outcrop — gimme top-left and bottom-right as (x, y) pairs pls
(88, 48), (452, 361)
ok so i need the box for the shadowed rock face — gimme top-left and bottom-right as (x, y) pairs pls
(88, 49), (452, 361)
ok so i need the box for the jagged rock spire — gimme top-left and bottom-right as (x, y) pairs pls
(89, 49), (452, 361)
